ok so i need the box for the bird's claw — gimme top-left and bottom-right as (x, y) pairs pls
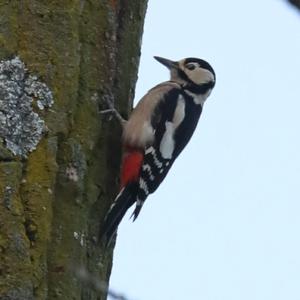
(100, 95), (127, 126)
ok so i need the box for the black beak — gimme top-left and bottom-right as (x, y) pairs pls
(154, 56), (178, 69)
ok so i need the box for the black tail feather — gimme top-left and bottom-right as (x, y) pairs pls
(130, 200), (144, 222)
(100, 183), (137, 247)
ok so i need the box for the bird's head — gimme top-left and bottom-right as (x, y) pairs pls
(154, 56), (216, 94)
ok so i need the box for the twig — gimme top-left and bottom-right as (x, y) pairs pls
(75, 266), (133, 300)
(100, 95), (127, 126)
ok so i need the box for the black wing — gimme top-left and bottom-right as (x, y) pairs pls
(132, 86), (191, 219)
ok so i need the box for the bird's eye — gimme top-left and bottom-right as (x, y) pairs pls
(186, 64), (196, 70)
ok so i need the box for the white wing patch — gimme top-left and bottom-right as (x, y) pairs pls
(173, 96), (185, 127)
(159, 96), (185, 159)
(160, 121), (175, 159)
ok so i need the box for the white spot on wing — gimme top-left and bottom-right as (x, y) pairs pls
(139, 178), (149, 195)
(145, 146), (163, 168)
(145, 146), (154, 155)
(142, 164), (155, 180)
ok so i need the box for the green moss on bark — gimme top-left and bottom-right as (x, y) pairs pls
(0, 0), (148, 299)
(0, 162), (33, 299)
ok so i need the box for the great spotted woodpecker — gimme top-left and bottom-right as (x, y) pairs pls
(101, 56), (216, 245)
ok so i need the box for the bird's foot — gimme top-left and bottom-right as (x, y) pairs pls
(100, 95), (127, 126)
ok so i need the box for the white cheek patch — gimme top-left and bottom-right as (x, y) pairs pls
(189, 68), (214, 85)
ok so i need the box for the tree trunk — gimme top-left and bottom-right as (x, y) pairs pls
(289, 0), (300, 10)
(0, 1), (148, 299)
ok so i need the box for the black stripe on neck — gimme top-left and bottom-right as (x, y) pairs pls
(184, 81), (214, 94)
(177, 69), (214, 95)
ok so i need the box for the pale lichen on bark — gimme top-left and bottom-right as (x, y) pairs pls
(0, 57), (53, 157)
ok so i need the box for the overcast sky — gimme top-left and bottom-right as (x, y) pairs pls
(110, 1), (300, 299)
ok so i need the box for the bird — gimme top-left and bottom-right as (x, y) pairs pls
(100, 56), (216, 245)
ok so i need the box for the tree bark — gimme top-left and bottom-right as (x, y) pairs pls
(289, 0), (300, 10)
(0, 1), (148, 299)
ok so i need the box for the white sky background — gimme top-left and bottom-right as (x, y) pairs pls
(110, 1), (300, 299)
